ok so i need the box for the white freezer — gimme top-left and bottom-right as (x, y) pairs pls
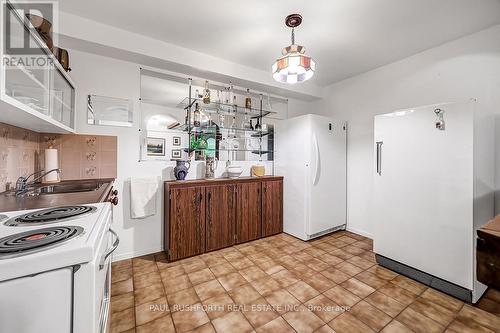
(276, 114), (347, 240)
(373, 100), (494, 302)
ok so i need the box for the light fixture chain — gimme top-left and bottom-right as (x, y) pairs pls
(291, 28), (295, 45)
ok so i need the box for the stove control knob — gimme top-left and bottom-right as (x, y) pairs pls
(112, 189), (118, 196)
(110, 197), (119, 206)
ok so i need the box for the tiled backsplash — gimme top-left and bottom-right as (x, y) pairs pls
(40, 133), (117, 180)
(0, 123), (40, 191)
(0, 123), (117, 192)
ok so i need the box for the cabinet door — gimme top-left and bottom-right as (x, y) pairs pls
(206, 184), (235, 251)
(169, 186), (205, 260)
(51, 67), (75, 128)
(262, 180), (283, 237)
(4, 8), (50, 116)
(236, 182), (262, 243)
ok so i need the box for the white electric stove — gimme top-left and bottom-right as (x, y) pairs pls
(0, 203), (117, 333)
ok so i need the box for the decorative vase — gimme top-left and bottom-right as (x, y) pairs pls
(173, 159), (191, 180)
(205, 157), (218, 179)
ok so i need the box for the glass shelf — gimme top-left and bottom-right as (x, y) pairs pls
(177, 97), (275, 118)
(170, 123), (271, 135)
(178, 147), (274, 154)
(250, 131), (272, 137)
(5, 56), (47, 91)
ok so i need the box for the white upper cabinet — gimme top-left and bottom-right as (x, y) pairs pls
(0, 2), (75, 133)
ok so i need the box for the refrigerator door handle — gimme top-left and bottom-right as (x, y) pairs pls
(376, 141), (383, 175)
(312, 134), (320, 185)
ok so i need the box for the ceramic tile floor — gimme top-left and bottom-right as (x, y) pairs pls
(110, 231), (500, 333)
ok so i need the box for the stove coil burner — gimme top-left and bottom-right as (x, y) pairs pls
(4, 206), (97, 226)
(0, 226), (84, 259)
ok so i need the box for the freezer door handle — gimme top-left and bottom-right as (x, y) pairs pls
(312, 134), (320, 185)
(376, 141), (383, 176)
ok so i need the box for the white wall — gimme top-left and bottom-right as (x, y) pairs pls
(69, 50), (161, 260)
(318, 24), (500, 237)
(68, 49), (313, 260)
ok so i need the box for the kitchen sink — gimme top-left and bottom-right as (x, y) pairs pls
(28, 181), (106, 195)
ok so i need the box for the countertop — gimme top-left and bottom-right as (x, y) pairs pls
(0, 178), (114, 212)
(165, 176), (283, 187)
(479, 215), (500, 238)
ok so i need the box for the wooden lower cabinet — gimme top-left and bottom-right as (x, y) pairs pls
(165, 177), (283, 261)
(236, 182), (262, 243)
(166, 185), (205, 261)
(262, 180), (283, 237)
(477, 216), (500, 289)
(206, 184), (236, 251)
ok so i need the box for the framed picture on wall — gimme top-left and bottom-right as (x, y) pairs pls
(146, 137), (165, 156)
(173, 136), (181, 146)
(171, 149), (182, 159)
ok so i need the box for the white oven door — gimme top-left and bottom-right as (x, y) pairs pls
(0, 267), (74, 333)
(97, 228), (119, 333)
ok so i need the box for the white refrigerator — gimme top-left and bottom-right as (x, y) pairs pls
(373, 100), (495, 303)
(275, 114), (347, 240)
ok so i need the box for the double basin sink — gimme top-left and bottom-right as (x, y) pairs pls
(22, 180), (106, 196)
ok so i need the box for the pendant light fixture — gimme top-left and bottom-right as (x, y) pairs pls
(272, 14), (316, 84)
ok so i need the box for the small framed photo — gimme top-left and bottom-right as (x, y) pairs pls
(171, 149), (182, 159)
(146, 137), (165, 156)
(173, 136), (181, 146)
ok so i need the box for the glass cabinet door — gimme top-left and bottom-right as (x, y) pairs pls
(51, 66), (75, 128)
(3, 7), (51, 116)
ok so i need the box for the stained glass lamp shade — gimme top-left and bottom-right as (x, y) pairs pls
(272, 45), (316, 84)
(272, 14), (316, 84)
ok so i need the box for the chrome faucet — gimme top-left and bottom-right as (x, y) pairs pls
(15, 169), (61, 195)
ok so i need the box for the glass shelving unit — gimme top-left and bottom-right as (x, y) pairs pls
(177, 97), (274, 119)
(172, 79), (276, 159)
(170, 124), (272, 136)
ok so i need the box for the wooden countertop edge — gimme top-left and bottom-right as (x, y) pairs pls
(478, 215), (500, 239)
(478, 228), (500, 239)
(165, 176), (283, 187)
(479, 215), (500, 236)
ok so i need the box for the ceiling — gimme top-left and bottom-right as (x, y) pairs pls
(58, 0), (500, 86)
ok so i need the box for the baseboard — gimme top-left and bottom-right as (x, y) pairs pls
(376, 254), (473, 303)
(111, 227), (370, 261)
(112, 247), (163, 262)
(308, 224), (346, 239)
(346, 226), (373, 239)
(285, 224), (346, 241)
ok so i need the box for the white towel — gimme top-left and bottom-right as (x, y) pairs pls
(130, 177), (159, 219)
